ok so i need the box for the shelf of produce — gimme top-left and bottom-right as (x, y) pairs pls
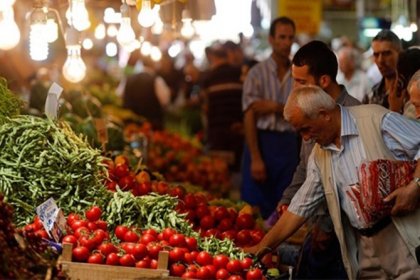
(59, 243), (172, 280)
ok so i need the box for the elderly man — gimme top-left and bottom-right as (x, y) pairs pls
(245, 85), (420, 279)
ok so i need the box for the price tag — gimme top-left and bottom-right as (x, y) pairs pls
(36, 198), (66, 242)
(44, 82), (63, 119)
(94, 118), (108, 150)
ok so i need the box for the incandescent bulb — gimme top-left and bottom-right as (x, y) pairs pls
(0, 0), (15, 11)
(137, 0), (155, 28)
(46, 18), (58, 43)
(0, 8), (20, 50)
(181, 19), (194, 39)
(95, 23), (106, 40)
(66, 0), (90, 31)
(62, 45), (86, 83)
(117, 17), (135, 47)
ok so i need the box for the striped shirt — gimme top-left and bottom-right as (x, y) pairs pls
(288, 106), (420, 229)
(242, 56), (294, 132)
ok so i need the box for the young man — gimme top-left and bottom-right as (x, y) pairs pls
(246, 85), (420, 279)
(241, 17), (298, 218)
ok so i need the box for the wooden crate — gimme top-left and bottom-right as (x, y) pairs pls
(59, 243), (170, 280)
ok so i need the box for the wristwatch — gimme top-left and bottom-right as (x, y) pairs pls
(415, 177), (420, 188)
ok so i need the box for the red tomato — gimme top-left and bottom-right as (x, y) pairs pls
(85, 206), (102, 222)
(150, 259), (158, 269)
(88, 253), (104, 264)
(114, 163), (129, 178)
(35, 229), (49, 239)
(226, 259), (242, 274)
(169, 233), (186, 248)
(143, 228), (158, 237)
(249, 229), (265, 245)
(183, 193), (197, 209)
(93, 229), (108, 244)
(196, 266), (212, 279)
(121, 242), (136, 254)
(218, 218), (234, 231)
(115, 225), (129, 241)
(170, 263), (186, 277)
(136, 259), (150, 268)
(79, 236), (96, 251)
(67, 213), (80, 226)
(98, 242), (117, 256)
(73, 226), (90, 239)
(236, 230), (252, 246)
(161, 228), (177, 241)
(86, 222), (98, 231)
(119, 254), (136, 267)
(181, 271), (197, 279)
(185, 236), (198, 251)
(140, 233), (156, 245)
(62, 235), (78, 246)
(71, 220), (88, 231)
(33, 216), (44, 230)
(184, 252), (195, 264)
(72, 246), (90, 262)
(137, 182), (152, 196)
(213, 254), (229, 269)
(106, 252), (120, 265)
(221, 230), (237, 241)
(196, 205), (210, 219)
(124, 230), (139, 243)
(214, 206), (229, 221)
(216, 268), (230, 279)
(106, 180), (117, 191)
(118, 175), (134, 190)
(133, 243), (148, 260)
(228, 275), (244, 280)
(147, 243), (162, 259)
(235, 214), (255, 230)
(205, 264), (217, 278)
(95, 220), (108, 231)
(169, 185), (186, 199)
(200, 215), (215, 229)
(196, 251), (213, 266)
(240, 257), (253, 270)
(169, 247), (185, 263)
(246, 268), (263, 280)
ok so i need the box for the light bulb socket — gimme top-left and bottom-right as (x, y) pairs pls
(120, 3), (129, 17)
(65, 26), (80, 46)
(30, 7), (47, 24)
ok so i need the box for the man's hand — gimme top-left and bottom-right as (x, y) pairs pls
(250, 100), (282, 116)
(243, 244), (271, 259)
(384, 181), (420, 216)
(388, 78), (406, 113)
(251, 158), (267, 183)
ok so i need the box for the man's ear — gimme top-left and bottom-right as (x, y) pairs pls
(318, 109), (331, 121)
(318, 75), (331, 89)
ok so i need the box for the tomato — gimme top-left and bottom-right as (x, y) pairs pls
(93, 229), (108, 243)
(150, 259), (158, 269)
(200, 215), (215, 230)
(71, 220), (88, 231)
(118, 175), (134, 190)
(147, 243), (162, 259)
(88, 253), (104, 264)
(220, 230), (237, 241)
(156, 181), (169, 195)
(218, 218), (234, 231)
(196, 266), (212, 279)
(119, 254), (136, 267)
(114, 163), (129, 178)
(169, 185), (186, 199)
(240, 257), (253, 270)
(95, 220), (107, 231)
(161, 228), (177, 241)
(181, 271), (197, 279)
(196, 251), (213, 266)
(106, 252), (120, 265)
(124, 230), (139, 243)
(204, 228), (221, 239)
(169, 233), (186, 248)
(121, 242), (136, 254)
(24, 223), (36, 232)
(260, 253), (274, 268)
(246, 268), (263, 280)
(213, 254), (229, 269)
(35, 229), (49, 239)
(137, 182), (152, 195)
(136, 259), (150, 268)
(140, 233), (156, 245)
(227, 208), (238, 221)
(170, 263), (186, 277)
(73, 226), (90, 239)
(184, 252), (195, 264)
(196, 205), (210, 219)
(115, 225), (129, 241)
(169, 247), (185, 263)
(214, 206), (229, 221)
(235, 214), (255, 230)
(62, 235), (78, 246)
(236, 230), (252, 246)
(98, 242), (117, 256)
(33, 216), (44, 230)
(228, 275), (244, 280)
(79, 236), (97, 251)
(216, 268), (230, 279)
(106, 180), (117, 191)
(67, 213), (80, 226)
(85, 206), (102, 222)
(72, 246), (90, 262)
(249, 229), (265, 245)
(86, 221), (98, 231)
(142, 228), (158, 237)
(133, 243), (148, 260)
(183, 193), (197, 209)
(205, 264), (217, 278)
(185, 236), (198, 251)
(226, 259), (242, 274)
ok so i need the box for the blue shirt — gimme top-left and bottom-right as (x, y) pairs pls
(242, 56), (293, 132)
(288, 106), (420, 229)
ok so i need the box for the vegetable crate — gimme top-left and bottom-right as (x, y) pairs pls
(59, 243), (170, 280)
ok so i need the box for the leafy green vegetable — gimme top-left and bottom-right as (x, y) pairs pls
(0, 77), (23, 123)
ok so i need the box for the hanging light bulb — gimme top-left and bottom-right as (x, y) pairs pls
(29, 5), (48, 61)
(66, 0), (90, 31)
(0, 0), (15, 11)
(180, 9), (194, 39)
(137, 0), (155, 28)
(0, 7), (20, 50)
(94, 23), (106, 40)
(117, 3), (136, 48)
(62, 27), (86, 83)
(151, 4), (163, 35)
(45, 18), (58, 43)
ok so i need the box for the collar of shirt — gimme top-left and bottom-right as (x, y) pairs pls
(323, 105), (359, 152)
(267, 56), (291, 85)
